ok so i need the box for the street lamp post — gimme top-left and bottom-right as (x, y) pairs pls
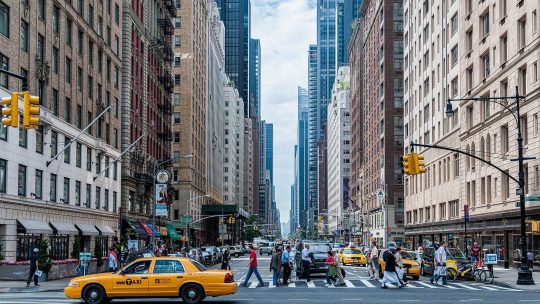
(184, 194), (210, 247)
(446, 86), (534, 285)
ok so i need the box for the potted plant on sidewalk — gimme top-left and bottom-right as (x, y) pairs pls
(38, 239), (53, 281)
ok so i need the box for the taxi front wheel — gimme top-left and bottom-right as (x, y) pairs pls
(180, 283), (205, 304)
(82, 284), (109, 304)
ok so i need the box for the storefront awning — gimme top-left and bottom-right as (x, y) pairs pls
(75, 223), (100, 236)
(138, 220), (154, 236)
(49, 221), (79, 235)
(96, 225), (116, 236)
(146, 222), (160, 238)
(166, 224), (180, 241)
(125, 219), (148, 238)
(17, 219), (53, 235)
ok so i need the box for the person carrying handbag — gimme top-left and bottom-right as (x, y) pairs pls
(325, 251), (338, 286)
(430, 241), (448, 285)
(395, 247), (407, 285)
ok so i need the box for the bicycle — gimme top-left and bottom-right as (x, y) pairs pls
(479, 264), (494, 284)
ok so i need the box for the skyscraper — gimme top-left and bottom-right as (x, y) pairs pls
(336, 0), (363, 67)
(297, 86), (310, 230)
(249, 38), (261, 119)
(265, 123), (274, 184)
(216, 0), (251, 117)
(307, 44), (319, 230)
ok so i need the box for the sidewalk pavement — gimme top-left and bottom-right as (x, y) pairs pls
(0, 278), (70, 293)
(492, 266), (539, 290)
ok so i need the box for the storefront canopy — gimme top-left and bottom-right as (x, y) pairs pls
(75, 223), (100, 236)
(125, 219), (148, 238)
(96, 225), (116, 237)
(146, 222), (160, 238)
(17, 219), (53, 235)
(138, 220), (154, 236)
(166, 224), (180, 241)
(49, 221), (79, 235)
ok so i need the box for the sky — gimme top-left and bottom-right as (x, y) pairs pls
(251, 0), (317, 226)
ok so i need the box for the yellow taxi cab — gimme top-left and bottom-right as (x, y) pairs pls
(64, 256), (237, 304)
(377, 249), (421, 280)
(338, 247), (367, 266)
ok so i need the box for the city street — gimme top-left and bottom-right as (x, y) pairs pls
(0, 254), (538, 304)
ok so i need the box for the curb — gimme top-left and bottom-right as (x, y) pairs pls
(0, 288), (64, 293)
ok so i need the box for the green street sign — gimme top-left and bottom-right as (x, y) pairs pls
(526, 195), (540, 202)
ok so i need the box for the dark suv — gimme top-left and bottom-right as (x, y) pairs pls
(295, 242), (332, 276)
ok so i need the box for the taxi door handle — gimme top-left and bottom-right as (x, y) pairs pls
(176, 276), (184, 279)
(141, 277), (148, 279)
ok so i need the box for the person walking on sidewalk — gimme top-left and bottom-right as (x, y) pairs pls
(332, 249), (346, 286)
(395, 247), (407, 286)
(381, 243), (402, 289)
(431, 241), (448, 285)
(369, 241), (380, 279)
(301, 244), (312, 282)
(26, 248), (40, 287)
(471, 242), (481, 262)
(270, 247), (283, 286)
(242, 245), (265, 287)
(282, 245), (293, 285)
(108, 247), (118, 272)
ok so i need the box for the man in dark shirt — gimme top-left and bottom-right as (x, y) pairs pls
(26, 248), (40, 287)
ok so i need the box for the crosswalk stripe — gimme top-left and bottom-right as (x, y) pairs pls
(249, 282), (258, 288)
(487, 285), (522, 291)
(479, 286), (501, 291)
(440, 283), (459, 289)
(415, 281), (439, 288)
(361, 279), (376, 288)
(268, 281), (276, 288)
(288, 282), (296, 288)
(307, 281), (316, 288)
(449, 283), (481, 290)
(404, 282), (423, 288)
(344, 279), (355, 288)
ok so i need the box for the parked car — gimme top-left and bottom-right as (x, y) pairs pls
(200, 250), (213, 267)
(201, 246), (221, 264)
(259, 242), (274, 255)
(230, 246), (243, 257)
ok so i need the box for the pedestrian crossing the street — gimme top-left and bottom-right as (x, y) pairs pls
(240, 279), (524, 291)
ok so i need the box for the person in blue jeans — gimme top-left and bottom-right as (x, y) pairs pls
(270, 247), (282, 286)
(242, 245), (265, 287)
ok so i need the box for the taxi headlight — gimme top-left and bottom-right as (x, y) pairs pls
(68, 281), (80, 288)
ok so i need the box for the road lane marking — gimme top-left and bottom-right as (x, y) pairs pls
(361, 279), (376, 287)
(344, 279), (355, 288)
(459, 300), (484, 302)
(479, 286), (500, 291)
(450, 283), (481, 290)
(249, 282), (259, 288)
(306, 280), (316, 288)
(415, 281), (439, 288)
(488, 285), (523, 291)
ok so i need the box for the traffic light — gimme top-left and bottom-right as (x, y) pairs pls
(400, 153), (417, 175)
(416, 154), (426, 174)
(23, 91), (40, 129)
(1, 92), (19, 127)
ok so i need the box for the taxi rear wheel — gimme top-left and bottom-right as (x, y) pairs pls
(82, 284), (108, 304)
(180, 283), (205, 304)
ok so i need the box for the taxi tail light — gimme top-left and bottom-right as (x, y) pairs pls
(224, 273), (234, 283)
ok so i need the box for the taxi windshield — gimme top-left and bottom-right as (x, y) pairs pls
(343, 249), (362, 255)
(401, 251), (416, 260)
(448, 248), (467, 259)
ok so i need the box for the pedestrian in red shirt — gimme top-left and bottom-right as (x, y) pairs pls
(242, 245), (265, 287)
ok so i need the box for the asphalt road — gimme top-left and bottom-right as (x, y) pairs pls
(1, 253), (538, 304)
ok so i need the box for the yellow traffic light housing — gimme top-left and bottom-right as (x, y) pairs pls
(400, 153), (417, 175)
(1, 92), (19, 127)
(416, 154), (426, 174)
(23, 91), (40, 129)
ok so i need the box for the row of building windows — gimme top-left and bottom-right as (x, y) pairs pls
(0, 158), (118, 211)
(406, 199), (459, 225)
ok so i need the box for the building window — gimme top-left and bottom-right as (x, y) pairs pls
(520, 115), (528, 146)
(0, 159), (5, 193)
(64, 136), (71, 164)
(65, 97), (72, 123)
(105, 156), (109, 177)
(88, 4), (94, 27)
(465, 28), (473, 55)
(480, 10), (490, 38)
(466, 65), (473, 92)
(16, 165), (26, 197)
(63, 177), (70, 204)
(113, 161), (117, 180)
(533, 10), (538, 34)
(174, 36), (181, 47)
(75, 181), (81, 206)
(0, 53), (8, 88)
(518, 66), (527, 95)
(50, 173), (57, 202)
(174, 74), (181, 85)
(19, 119), (27, 148)
(65, 57), (72, 83)
(113, 191), (117, 211)
(481, 52), (490, 79)
(38, 0), (45, 19)
(76, 143), (82, 168)
(175, 17), (181, 28)
(53, 5), (60, 33)
(501, 125), (509, 155)
(500, 34), (508, 63)
(0, 1), (9, 37)
(86, 147), (92, 171)
(20, 21), (29, 52)
(0, 124), (7, 141)
(104, 189), (109, 210)
(450, 13), (458, 36)
(114, 34), (119, 55)
(86, 183), (91, 207)
(52, 47), (59, 74)
(65, 17), (72, 46)
(502, 170), (509, 199)
(114, 3), (119, 24)
(114, 66), (119, 88)
(518, 17), (526, 50)
(95, 186), (101, 209)
(37, 34), (45, 60)
(499, 0), (507, 18)
(31, 169), (42, 200)
(174, 112), (181, 123)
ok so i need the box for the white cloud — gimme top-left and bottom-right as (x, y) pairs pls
(251, 0), (316, 225)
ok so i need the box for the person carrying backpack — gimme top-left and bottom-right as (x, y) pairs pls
(380, 243), (403, 288)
